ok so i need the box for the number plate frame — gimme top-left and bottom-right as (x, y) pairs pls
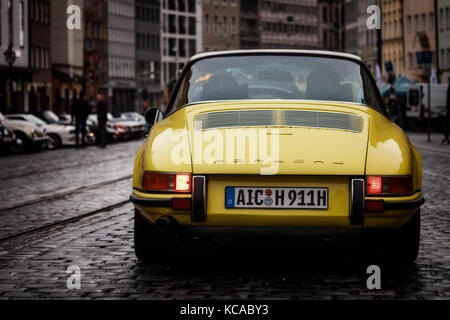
(225, 187), (329, 210)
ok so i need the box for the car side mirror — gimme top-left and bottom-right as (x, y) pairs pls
(144, 108), (163, 125)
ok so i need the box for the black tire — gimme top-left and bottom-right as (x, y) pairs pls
(134, 209), (179, 263)
(11, 132), (30, 154)
(394, 210), (421, 264)
(48, 134), (62, 150)
(363, 210), (420, 264)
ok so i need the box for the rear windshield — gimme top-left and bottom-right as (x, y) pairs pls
(170, 55), (384, 113)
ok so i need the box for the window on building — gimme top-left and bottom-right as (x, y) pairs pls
(421, 14), (426, 31)
(179, 16), (186, 34)
(168, 0), (175, 10)
(189, 39), (196, 56)
(45, 49), (49, 70)
(214, 15), (218, 35)
(169, 14), (176, 33)
(441, 49), (445, 69)
(445, 8), (450, 29)
(322, 7), (327, 23)
(188, 0), (195, 13)
(178, 0), (185, 11)
(408, 53), (414, 69)
(223, 16), (227, 36)
(407, 15), (412, 33)
(169, 38), (176, 56)
(447, 8), (450, 30)
(429, 12), (434, 30)
(44, 1), (50, 24)
(231, 16), (236, 35)
(414, 15), (419, 32)
(205, 14), (209, 34)
(136, 5), (141, 20)
(188, 17), (195, 35)
(178, 39), (186, 57)
(440, 9), (444, 30)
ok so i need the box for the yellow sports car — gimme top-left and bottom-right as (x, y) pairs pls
(131, 50), (424, 264)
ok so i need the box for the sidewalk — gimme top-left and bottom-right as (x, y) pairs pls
(407, 132), (450, 154)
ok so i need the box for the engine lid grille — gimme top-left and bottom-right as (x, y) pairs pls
(194, 109), (363, 132)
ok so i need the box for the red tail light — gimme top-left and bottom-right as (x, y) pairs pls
(175, 174), (191, 192)
(142, 172), (191, 193)
(366, 176), (413, 195)
(384, 176), (414, 194)
(367, 176), (382, 194)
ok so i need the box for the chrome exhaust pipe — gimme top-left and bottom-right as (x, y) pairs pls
(155, 215), (177, 232)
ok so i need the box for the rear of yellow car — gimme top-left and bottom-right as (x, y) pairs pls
(131, 51), (424, 264)
(131, 102), (423, 263)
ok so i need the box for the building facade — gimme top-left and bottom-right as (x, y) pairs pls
(51, 0), (84, 114)
(0, 0), (31, 113)
(84, 0), (109, 103)
(437, 0), (450, 83)
(258, 0), (320, 50)
(107, 0), (136, 114)
(318, 0), (344, 51)
(160, 0), (202, 87)
(202, 0), (240, 52)
(240, 0), (259, 49)
(29, 0), (51, 113)
(381, 0), (404, 81)
(135, 0), (161, 110)
(344, 0), (380, 76)
(403, 0), (436, 82)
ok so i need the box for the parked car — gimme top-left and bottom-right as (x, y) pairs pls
(90, 112), (146, 140)
(57, 113), (72, 126)
(4, 113), (94, 149)
(120, 112), (150, 137)
(0, 123), (14, 153)
(86, 114), (121, 143)
(109, 117), (146, 140)
(0, 112), (49, 153)
(130, 49), (424, 264)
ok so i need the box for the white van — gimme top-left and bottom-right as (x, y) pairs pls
(407, 83), (448, 119)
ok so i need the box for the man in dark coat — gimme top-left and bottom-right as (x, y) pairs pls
(72, 91), (90, 148)
(96, 93), (108, 148)
(443, 78), (450, 144)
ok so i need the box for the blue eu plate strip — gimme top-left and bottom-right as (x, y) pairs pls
(225, 187), (235, 208)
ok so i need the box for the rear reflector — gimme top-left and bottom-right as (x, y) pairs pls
(365, 200), (384, 212)
(172, 198), (192, 210)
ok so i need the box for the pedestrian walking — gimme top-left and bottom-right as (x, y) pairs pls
(72, 91), (90, 148)
(96, 93), (108, 148)
(442, 79), (450, 144)
(388, 86), (399, 124)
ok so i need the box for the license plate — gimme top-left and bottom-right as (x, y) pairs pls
(2, 137), (12, 142)
(225, 187), (328, 209)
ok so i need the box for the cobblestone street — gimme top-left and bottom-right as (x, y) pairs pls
(0, 135), (449, 300)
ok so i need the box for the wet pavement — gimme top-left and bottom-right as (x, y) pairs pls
(0, 135), (449, 299)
